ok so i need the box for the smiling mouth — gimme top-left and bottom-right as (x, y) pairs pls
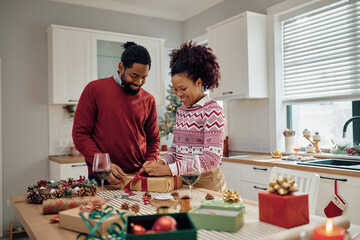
(181, 97), (187, 102)
(129, 83), (142, 90)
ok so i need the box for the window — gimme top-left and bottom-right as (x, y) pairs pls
(282, 0), (360, 102)
(281, 0), (360, 151)
(288, 101), (353, 150)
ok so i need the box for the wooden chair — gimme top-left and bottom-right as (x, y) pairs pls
(269, 167), (320, 214)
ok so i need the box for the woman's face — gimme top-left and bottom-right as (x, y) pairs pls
(171, 74), (204, 106)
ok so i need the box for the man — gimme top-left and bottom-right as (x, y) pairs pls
(73, 42), (160, 185)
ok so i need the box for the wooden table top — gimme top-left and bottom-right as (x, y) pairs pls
(11, 187), (272, 240)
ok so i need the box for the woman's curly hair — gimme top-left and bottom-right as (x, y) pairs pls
(169, 41), (220, 91)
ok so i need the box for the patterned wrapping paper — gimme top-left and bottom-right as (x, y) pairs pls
(42, 196), (102, 214)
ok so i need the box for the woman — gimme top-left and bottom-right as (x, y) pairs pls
(144, 41), (226, 192)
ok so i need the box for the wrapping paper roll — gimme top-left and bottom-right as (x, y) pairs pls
(42, 196), (102, 214)
(262, 215), (350, 240)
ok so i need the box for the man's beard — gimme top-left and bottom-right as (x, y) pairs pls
(120, 73), (142, 95)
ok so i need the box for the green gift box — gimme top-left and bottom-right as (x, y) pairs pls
(126, 213), (196, 240)
(189, 200), (245, 232)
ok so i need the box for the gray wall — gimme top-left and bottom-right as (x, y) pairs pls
(0, 0), (181, 232)
(183, 0), (284, 41)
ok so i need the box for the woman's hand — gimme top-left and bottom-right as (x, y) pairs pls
(144, 161), (171, 176)
(106, 163), (127, 185)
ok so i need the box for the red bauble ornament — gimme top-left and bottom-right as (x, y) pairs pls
(132, 224), (146, 234)
(152, 216), (177, 232)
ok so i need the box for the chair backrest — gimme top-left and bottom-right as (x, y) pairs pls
(269, 167), (320, 214)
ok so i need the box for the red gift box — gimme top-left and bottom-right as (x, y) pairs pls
(258, 191), (309, 228)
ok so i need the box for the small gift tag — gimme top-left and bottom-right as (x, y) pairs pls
(324, 180), (347, 218)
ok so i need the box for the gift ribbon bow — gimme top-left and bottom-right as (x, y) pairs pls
(124, 171), (178, 196)
(77, 206), (129, 240)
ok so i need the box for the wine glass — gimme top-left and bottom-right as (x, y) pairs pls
(93, 153), (111, 202)
(181, 156), (203, 200)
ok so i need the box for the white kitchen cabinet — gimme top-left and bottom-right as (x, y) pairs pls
(220, 161), (241, 192)
(315, 173), (360, 225)
(221, 161), (271, 201)
(207, 11), (268, 100)
(50, 160), (88, 180)
(47, 25), (91, 104)
(238, 163), (271, 201)
(47, 24), (165, 105)
(135, 38), (165, 105)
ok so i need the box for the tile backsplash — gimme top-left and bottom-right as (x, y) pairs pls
(227, 99), (269, 152)
(48, 105), (74, 155)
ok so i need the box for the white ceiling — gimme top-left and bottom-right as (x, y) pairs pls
(49, 0), (224, 21)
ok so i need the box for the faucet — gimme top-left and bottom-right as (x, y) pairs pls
(342, 116), (360, 138)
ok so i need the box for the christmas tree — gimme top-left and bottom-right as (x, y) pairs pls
(159, 84), (183, 138)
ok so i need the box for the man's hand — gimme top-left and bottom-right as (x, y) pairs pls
(106, 163), (127, 185)
(139, 161), (152, 172)
(143, 161), (171, 176)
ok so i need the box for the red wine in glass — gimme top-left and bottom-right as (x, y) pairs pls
(93, 153), (111, 202)
(94, 170), (110, 181)
(182, 175), (201, 185)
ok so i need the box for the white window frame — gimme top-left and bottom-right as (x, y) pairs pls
(266, 0), (348, 151)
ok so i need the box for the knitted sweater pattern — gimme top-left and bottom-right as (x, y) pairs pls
(161, 100), (226, 175)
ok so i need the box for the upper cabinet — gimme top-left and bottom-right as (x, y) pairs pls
(207, 12), (268, 100)
(47, 25), (165, 105)
(47, 26), (91, 104)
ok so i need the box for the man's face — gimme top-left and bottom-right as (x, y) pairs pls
(118, 62), (149, 95)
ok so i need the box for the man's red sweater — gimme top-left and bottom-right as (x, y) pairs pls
(72, 77), (160, 174)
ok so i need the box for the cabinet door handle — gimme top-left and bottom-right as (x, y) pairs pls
(222, 91), (233, 95)
(320, 176), (348, 182)
(68, 100), (79, 102)
(253, 186), (267, 190)
(253, 167), (268, 171)
(71, 164), (87, 168)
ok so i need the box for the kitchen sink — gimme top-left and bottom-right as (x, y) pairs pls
(297, 159), (360, 171)
(227, 153), (254, 158)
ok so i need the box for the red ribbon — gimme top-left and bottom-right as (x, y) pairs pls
(124, 171), (178, 195)
(334, 180), (346, 204)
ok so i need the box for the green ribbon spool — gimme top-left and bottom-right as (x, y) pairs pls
(77, 206), (130, 240)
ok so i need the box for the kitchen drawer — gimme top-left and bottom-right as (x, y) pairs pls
(50, 160), (88, 180)
(239, 181), (268, 201)
(238, 164), (271, 184)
